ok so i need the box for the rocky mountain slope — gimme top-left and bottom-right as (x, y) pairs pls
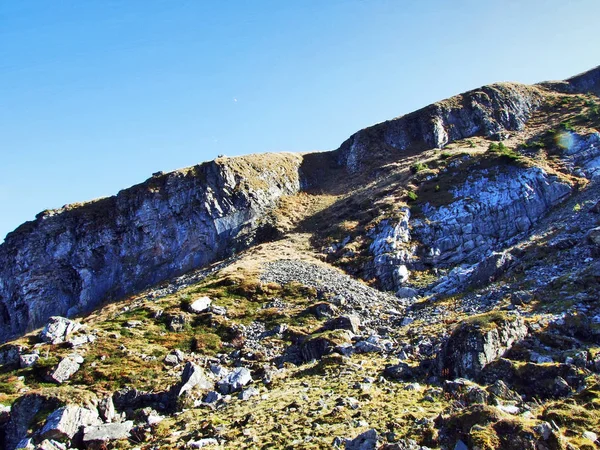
(1, 66), (600, 450)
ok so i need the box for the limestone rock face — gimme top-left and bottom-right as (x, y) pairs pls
(415, 166), (572, 266)
(0, 154), (302, 342)
(371, 165), (572, 292)
(337, 83), (545, 173)
(438, 314), (528, 380)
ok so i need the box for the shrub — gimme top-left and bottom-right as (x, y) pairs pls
(406, 191), (418, 202)
(410, 162), (428, 174)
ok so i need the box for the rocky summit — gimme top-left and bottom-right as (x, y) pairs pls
(1, 66), (600, 450)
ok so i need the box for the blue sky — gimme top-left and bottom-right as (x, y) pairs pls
(1, 0), (599, 242)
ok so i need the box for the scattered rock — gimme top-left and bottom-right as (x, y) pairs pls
(19, 354), (39, 368)
(40, 317), (81, 344)
(47, 355), (84, 384)
(217, 367), (252, 394)
(164, 349), (186, 366)
(396, 287), (418, 299)
(203, 391), (222, 404)
(345, 428), (379, 450)
(40, 405), (100, 440)
(82, 421), (134, 447)
(322, 316), (361, 334)
(175, 362), (213, 397)
(98, 396), (117, 423)
(307, 302), (339, 319)
(587, 226), (600, 246)
(189, 296), (212, 313)
(438, 313), (528, 379)
(383, 363), (415, 381)
(583, 431), (598, 442)
(188, 438), (219, 448)
(238, 386), (259, 400)
(66, 333), (96, 348)
(167, 314), (188, 332)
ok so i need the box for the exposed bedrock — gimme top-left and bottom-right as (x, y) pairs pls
(370, 165), (573, 292)
(0, 154), (302, 342)
(337, 83), (546, 173)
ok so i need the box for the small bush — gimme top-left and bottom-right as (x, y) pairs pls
(410, 162), (428, 174)
(440, 152), (452, 159)
(0, 381), (17, 395)
(406, 191), (418, 202)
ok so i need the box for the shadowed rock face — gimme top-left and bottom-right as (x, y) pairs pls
(0, 154), (302, 342)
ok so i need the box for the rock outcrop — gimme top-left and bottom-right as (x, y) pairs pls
(336, 83), (546, 174)
(0, 154), (302, 342)
(438, 313), (528, 380)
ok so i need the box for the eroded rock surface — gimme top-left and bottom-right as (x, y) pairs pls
(0, 154), (302, 342)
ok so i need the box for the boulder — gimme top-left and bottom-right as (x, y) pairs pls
(66, 334), (96, 348)
(396, 287), (419, 299)
(35, 439), (65, 450)
(19, 354), (39, 368)
(345, 428), (379, 450)
(238, 386), (259, 400)
(47, 355), (84, 384)
(167, 314), (188, 332)
(175, 362), (213, 397)
(438, 313), (527, 380)
(383, 363), (415, 381)
(40, 405), (100, 440)
(217, 367), (252, 394)
(300, 330), (352, 363)
(4, 394), (60, 450)
(189, 438), (219, 448)
(82, 421), (134, 446)
(487, 380), (522, 403)
(40, 317), (82, 345)
(98, 396), (116, 423)
(164, 349), (185, 366)
(189, 297), (212, 313)
(587, 226), (600, 246)
(306, 302), (339, 319)
(203, 391), (222, 404)
(0, 345), (24, 369)
(322, 316), (361, 334)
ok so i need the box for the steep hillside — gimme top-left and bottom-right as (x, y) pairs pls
(1, 66), (600, 450)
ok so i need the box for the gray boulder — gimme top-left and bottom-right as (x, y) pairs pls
(47, 355), (83, 384)
(19, 354), (39, 368)
(175, 362), (213, 397)
(40, 405), (100, 440)
(322, 315), (361, 334)
(189, 296), (212, 313)
(98, 396), (116, 423)
(345, 428), (379, 450)
(34, 440), (65, 450)
(66, 333), (96, 348)
(40, 317), (81, 345)
(4, 394), (60, 450)
(82, 421), (134, 446)
(438, 313), (527, 380)
(217, 367), (252, 394)
(189, 438), (219, 448)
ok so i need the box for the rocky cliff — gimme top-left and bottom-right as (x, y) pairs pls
(0, 153), (302, 342)
(2, 66), (600, 344)
(1, 66), (600, 450)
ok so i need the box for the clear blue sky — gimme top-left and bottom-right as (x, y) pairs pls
(1, 0), (599, 242)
